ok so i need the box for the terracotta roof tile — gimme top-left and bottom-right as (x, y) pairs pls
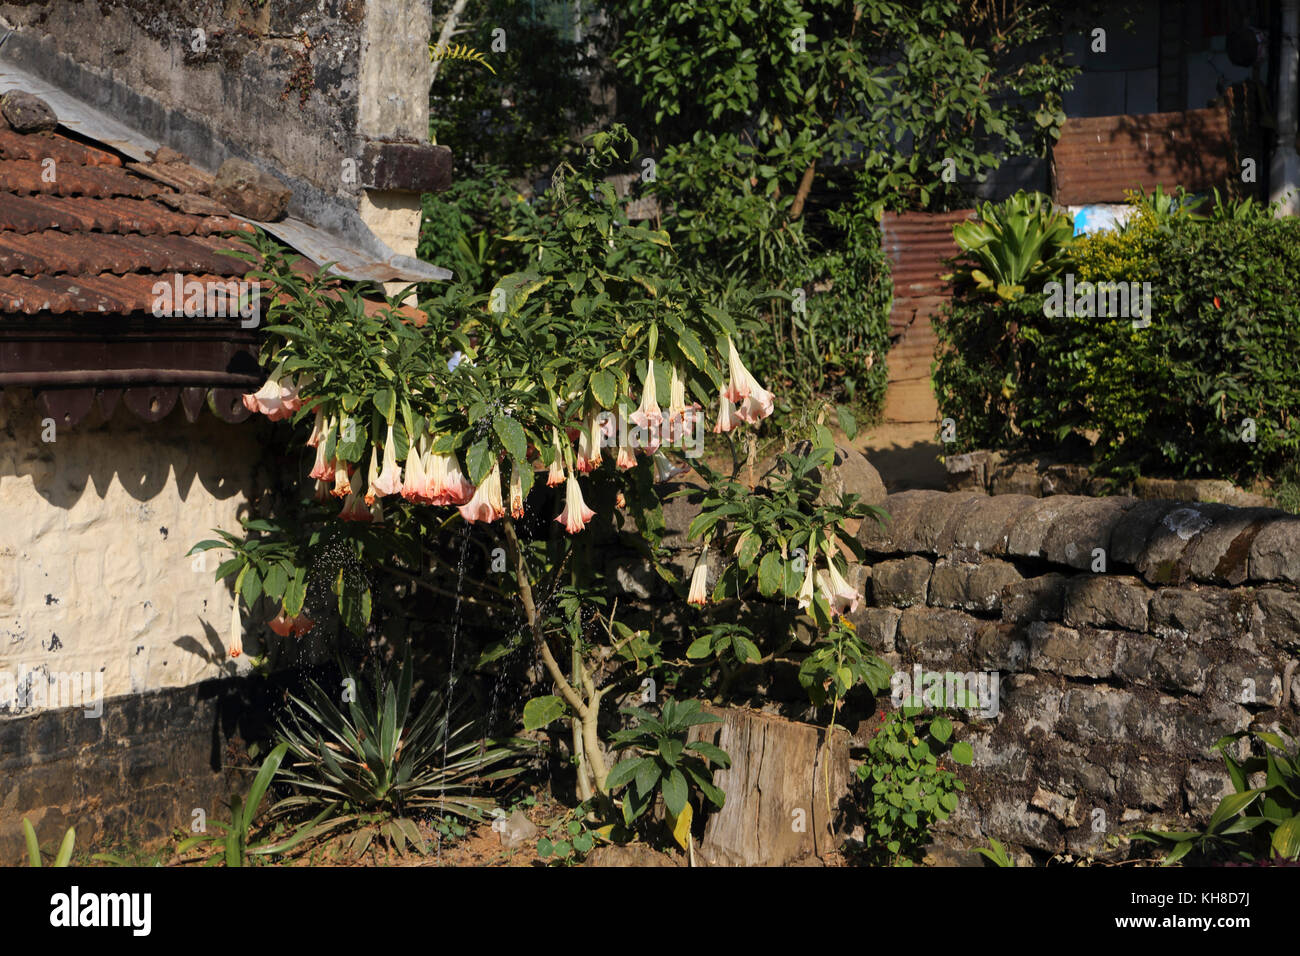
(0, 97), (418, 329)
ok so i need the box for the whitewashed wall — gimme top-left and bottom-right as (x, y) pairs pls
(0, 388), (263, 714)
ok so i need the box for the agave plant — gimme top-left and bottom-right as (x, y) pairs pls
(272, 656), (530, 857)
(950, 190), (1075, 301)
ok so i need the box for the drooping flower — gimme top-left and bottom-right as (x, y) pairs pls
(555, 471), (596, 534)
(652, 451), (687, 483)
(428, 448), (475, 505)
(547, 429), (567, 487)
(824, 556), (861, 615)
(687, 546), (710, 605)
(338, 490), (371, 522)
(271, 610), (316, 638)
(796, 559), (816, 610)
(575, 413), (603, 473)
(615, 491), (626, 509)
(722, 338), (775, 424)
(614, 421), (637, 470)
(362, 447), (380, 506)
(370, 423), (404, 499)
(331, 458), (352, 498)
(369, 498), (385, 524)
(229, 602), (243, 658)
(401, 434), (430, 503)
(312, 478), (331, 503)
(509, 466), (525, 519)
(305, 407), (327, 448)
(309, 439), (333, 481)
(241, 371), (302, 421)
(712, 392), (739, 434)
(667, 365), (688, 420)
(629, 360), (663, 447)
(458, 461), (505, 524)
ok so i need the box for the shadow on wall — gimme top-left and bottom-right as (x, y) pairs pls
(0, 387), (269, 510)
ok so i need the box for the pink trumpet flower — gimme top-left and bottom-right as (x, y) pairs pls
(687, 547), (710, 606)
(630, 360), (664, 441)
(306, 408), (326, 448)
(509, 467), (525, 519)
(401, 434), (429, 503)
(369, 498), (385, 524)
(797, 560), (816, 610)
(824, 557), (861, 615)
(363, 447), (380, 506)
(614, 425), (637, 470)
(667, 365), (688, 420)
(269, 611), (314, 638)
(242, 372), (303, 421)
(428, 449), (475, 505)
(229, 602), (243, 659)
(575, 413), (603, 473)
(458, 461), (505, 524)
(309, 438), (333, 481)
(338, 490), (371, 522)
(313, 478), (331, 503)
(712, 392), (739, 434)
(547, 429), (567, 487)
(555, 471), (596, 534)
(652, 451), (687, 483)
(370, 423), (403, 498)
(723, 338), (775, 424)
(331, 458), (352, 498)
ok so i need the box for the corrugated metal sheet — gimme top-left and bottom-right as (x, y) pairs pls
(880, 210), (973, 339)
(1051, 106), (1235, 205)
(0, 56), (453, 285)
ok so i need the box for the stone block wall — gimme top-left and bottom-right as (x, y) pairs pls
(854, 489), (1300, 861)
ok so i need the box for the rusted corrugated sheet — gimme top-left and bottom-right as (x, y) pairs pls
(1051, 106), (1235, 205)
(880, 210), (973, 338)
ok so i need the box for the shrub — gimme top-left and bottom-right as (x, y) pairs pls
(935, 203), (1300, 482)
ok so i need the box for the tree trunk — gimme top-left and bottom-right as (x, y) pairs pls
(689, 704), (851, 866)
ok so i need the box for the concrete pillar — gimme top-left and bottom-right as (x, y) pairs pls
(1271, 0), (1300, 215)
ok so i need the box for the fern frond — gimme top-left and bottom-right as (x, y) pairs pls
(429, 43), (497, 75)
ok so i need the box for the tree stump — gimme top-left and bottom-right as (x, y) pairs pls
(688, 705), (851, 866)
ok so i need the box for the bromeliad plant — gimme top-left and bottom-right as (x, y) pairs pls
(271, 656), (530, 857)
(1133, 730), (1300, 865)
(950, 190), (1075, 301)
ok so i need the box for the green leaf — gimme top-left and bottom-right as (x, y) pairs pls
(466, 440), (493, 485)
(22, 819), (41, 867)
(930, 716), (953, 745)
(590, 369), (617, 408)
(372, 388), (397, 423)
(835, 404), (858, 440)
(1271, 815), (1300, 861)
(685, 635), (714, 659)
(950, 741), (973, 766)
(522, 695), (567, 731)
(605, 757), (644, 791)
(757, 551), (783, 597)
(1207, 789), (1263, 834)
(492, 416), (527, 462)
(661, 768), (688, 816)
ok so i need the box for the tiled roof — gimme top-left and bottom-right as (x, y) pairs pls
(0, 118), (255, 316)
